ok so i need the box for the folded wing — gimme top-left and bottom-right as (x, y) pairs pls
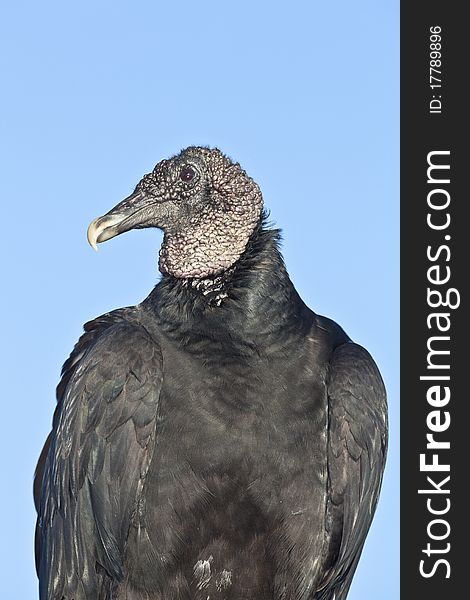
(35, 315), (163, 599)
(317, 342), (388, 600)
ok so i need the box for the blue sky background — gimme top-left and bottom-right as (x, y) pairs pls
(0, 1), (399, 597)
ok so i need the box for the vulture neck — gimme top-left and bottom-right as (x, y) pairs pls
(145, 222), (311, 352)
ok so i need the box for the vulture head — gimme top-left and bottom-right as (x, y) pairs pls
(87, 147), (263, 278)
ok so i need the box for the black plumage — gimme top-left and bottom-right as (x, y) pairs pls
(35, 147), (387, 600)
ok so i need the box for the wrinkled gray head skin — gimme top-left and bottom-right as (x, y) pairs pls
(87, 147), (263, 278)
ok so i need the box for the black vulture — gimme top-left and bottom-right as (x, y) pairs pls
(35, 147), (387, 600)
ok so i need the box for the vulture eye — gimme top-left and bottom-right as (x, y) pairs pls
(180, 165), (196, 182)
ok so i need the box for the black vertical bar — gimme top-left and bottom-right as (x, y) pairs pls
(401, 3), (467, 598)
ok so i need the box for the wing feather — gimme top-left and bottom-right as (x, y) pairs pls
(35, 314), (163, 599)
(317, 342), (387, 600)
